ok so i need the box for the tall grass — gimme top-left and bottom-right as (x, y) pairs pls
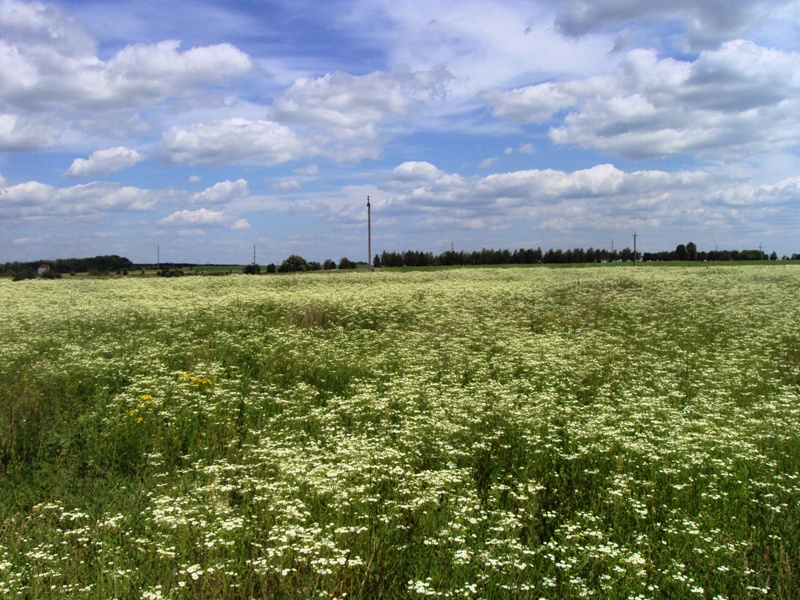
(1, 266), (798, 598)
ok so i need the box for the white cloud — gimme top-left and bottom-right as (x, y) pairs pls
(160, 118), (306, 165)
(484, 42), (800, 159)
(65, 146), (144, 177)
(0, 17), (252, 113)
(274, 179), (301, 191)
(158, 208), (226, 225)
(272, 67), (453, 161)
(189, 179), (249, 205)
(0, 113), (57, 150)
(0, 0), (252, 151)
(381, 162), (713, 227)
(548, 0), (795, 48)
(482, 82), (577, 122)
(356, 0), (613, 99)
(0, 179), (166, 221)
(391, 161), (445, 182)
(158, 207), (247, 230)
(294, 164), (319, 176)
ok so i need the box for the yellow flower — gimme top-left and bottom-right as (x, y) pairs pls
(139, 394), (153, 403)
(128, 409), (137, 417)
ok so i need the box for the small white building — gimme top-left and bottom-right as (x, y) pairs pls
(37, 264), (50, 275)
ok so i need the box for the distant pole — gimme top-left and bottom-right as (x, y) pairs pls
(367, 196), (372, 272)
(253, 244), (256, 265)
(157, 245), (160, 271)
(633, 232), (637, 266)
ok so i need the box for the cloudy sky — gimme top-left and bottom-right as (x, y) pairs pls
(1, 0), (799, 264)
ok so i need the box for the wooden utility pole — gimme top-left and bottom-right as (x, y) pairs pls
(633, 232), (637, 266)
(367, 196), (372, 272)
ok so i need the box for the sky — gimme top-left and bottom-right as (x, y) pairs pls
(1, 0), (800, 264)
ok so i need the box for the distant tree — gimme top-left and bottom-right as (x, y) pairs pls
(323, 259), (337, 270)
(266, 263), (276, 274)
(308, 261), (322, 271)
(770, 251), (778, 261)
(279, 255), (308, 272)
(675, 244), (689, 261)
(242, 263), (261, 275)
(373, 254), (381, 269)
(12, 270), (36, 281)
(686, 241), (698, 261)
(338, 257), (357, 270)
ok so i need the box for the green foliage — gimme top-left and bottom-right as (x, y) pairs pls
(157, 268), (185, 277)
(338, 256), (356, 269)
(11, 270), (36, 281)
(242, 263), (261, 275)
(279, 254), (308, 272)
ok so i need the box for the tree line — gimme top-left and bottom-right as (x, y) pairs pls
(3, 242), (794, 280)
(243, 255), (360, 274)
(376, 242), (789, 267)
(0, 255), (135, 279)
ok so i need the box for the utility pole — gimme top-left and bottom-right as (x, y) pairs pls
(367, 196), (372, 272)
(157, 245), (160, 271)
(633, 232), (637, 266)
(253, 244), (256, 265)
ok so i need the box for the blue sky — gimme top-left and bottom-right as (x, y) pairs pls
(2, 0), (800, 264)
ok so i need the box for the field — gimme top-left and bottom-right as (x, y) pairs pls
(1, 265), (799, 599)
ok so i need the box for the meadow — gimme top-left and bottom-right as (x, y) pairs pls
(0, 265), (798, 599)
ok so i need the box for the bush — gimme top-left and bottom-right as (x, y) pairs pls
(279, 255), (308, 273)
(339, 257), (357, 269)
(242, 264), (261, 275)
(12, 270), (36, 282)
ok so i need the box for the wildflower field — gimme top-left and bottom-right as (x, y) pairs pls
(1, 265), (799, 599)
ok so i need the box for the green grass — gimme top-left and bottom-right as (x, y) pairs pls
(1, 266), (799, 598)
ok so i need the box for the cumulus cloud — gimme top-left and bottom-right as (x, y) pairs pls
(160, 118), (306, 165)
(274, 179), (301, 191)
(0, 0), (252, 151)
(271, 67), (453, 161)
(548, 0), (794, 48)
(158, 207), (247, 230)
(483, 42), (800, 159)
(65, 147), (144, 177)
(0, 179), (165, 222)
(0, 12), (252, 113)
(0, 113), (57, 151)
(189, 179), (249, 205)
(158, 208), (226, 225)
(391, 161), (446, 182)
(481, 82), (577, 123)
(382, 161), (711, 227)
